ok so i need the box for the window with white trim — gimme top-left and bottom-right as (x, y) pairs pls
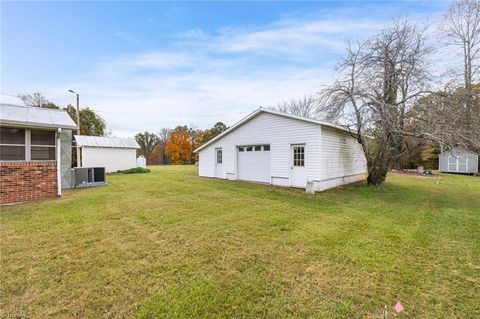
(293, 146), (305, 167)
(216, 149), (222, 164)
(31, 130), (56, 160)
(238, 145), (270, 152)
(0, 128), (26, 160)
(0, 127), (56, 161)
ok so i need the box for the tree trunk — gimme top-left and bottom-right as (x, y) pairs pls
(367, 150), (391, 187)
(391, 132), (405, 170)
(366, 127), (392, 187)
(367, 165), (389, 187)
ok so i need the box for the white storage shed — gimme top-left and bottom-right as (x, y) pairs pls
(74, 135), (140, 173)
(194, 108), (367, 191)
(439, 148), (479, 174)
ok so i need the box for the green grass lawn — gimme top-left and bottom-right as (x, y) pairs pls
(1, 166), (479, 318)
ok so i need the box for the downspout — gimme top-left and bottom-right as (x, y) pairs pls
(57, 128), (62, 196)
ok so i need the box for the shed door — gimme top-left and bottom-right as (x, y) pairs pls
(291, 144), (307, 188)
(237, 145), (270, 183)
(458, 156), (468, 172)
(448, 155), (468, 172)
(448, 156), (458, 172)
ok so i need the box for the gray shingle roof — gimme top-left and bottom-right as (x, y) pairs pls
(0, 103), (78, 130)
(74, 135), (140, 149)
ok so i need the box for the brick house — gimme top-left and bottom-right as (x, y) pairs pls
(1, 104), (78, 204)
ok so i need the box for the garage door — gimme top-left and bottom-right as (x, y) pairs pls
(237, 145), (270, 183)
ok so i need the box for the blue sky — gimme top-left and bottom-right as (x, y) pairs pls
(1, 1), (449, 136)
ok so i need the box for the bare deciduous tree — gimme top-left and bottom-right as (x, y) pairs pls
(440, 0), (480, 151)
(159, 128), (171, 165)
(410, 84), (480, 151)
(318, 18), (432, 186)
(18, 92), (59, 109)
(442, 0), (480, 109)
(275, 95), (320, 118)
(135, 132), (160, 163)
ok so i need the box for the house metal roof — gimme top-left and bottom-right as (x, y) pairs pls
(74, 135), (140, 149)
(0, 103), (78, 130)
(194, 107), (355, 153)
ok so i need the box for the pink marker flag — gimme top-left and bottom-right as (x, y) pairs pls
(394, 302), (404, 313)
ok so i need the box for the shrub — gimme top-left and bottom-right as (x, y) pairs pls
(117, 167), (151, 174)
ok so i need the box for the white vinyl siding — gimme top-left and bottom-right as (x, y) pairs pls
(198, 110), (368, 190)
(199, 112), (322, 182)
(320, 127), (367, 181)
(81, 147), (137, 173)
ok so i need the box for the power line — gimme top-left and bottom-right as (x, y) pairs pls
(92, 108), (248, 119)
(1, 92), (250, 119)
(0, 92), (21, 99)
(1, 92), (74, 102)
(50, 96), (76, 101)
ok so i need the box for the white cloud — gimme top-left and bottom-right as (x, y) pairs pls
(41, 65), (331, 137)
(174, 12), (389, 58)
(105, 52), (195, 70)
(214, 17), (385, 55)
(9, 8), (441, 137)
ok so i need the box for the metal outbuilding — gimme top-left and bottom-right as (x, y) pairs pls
(74, 135), (140, 173)
(439, 147), (479, 174)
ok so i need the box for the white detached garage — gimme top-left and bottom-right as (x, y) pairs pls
(74, 135), (140, 173)
(195, 108), (367, 191)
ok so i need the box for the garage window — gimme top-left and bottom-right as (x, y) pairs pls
(254, 146), (261, 151)
(239, 147), (244, 152)
(246, 146), (252, 151)
(263, 145), (270, 151)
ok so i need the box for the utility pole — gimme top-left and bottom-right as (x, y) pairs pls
(68, 89), (81, 167)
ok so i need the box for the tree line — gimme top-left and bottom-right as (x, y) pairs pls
(275, 0), (480, 186)
(14, 92), (227, 165)
(135, 122), (227, 165)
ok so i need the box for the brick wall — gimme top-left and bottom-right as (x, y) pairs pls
(0, 162), (58, 204)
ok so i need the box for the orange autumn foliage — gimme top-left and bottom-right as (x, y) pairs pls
(166, 130), (193, 164)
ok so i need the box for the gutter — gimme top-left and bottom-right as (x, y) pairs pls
(0, 120), (78, 131)
(57, 128), (62, 196)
